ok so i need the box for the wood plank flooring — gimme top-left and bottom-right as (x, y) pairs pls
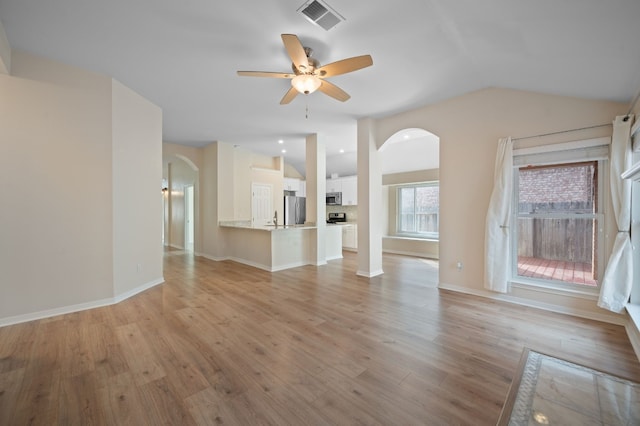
(1, 250), (639, 425)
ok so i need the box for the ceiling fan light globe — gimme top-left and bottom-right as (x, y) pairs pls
(291, 74), (321, 95)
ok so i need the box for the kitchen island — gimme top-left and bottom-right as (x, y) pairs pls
(219, 221), (343, 271)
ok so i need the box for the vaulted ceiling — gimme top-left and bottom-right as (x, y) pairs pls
(1, 0), (639, 176)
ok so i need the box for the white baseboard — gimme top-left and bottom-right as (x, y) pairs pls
(113, 277), (165, 303)
(0, 277), (164, 328)
(169, 243), (185, 250)
(438, 282), (628, 326)
(197, 253), (229, 262)
(357, 269), (384, 278)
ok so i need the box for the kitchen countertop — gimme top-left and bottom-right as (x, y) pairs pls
(219, 221), (317, 231)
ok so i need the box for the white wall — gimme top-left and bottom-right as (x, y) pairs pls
(372, 87), (628, 321)
(0, 51), (162, 324)
(112, 80), (163, 296)
(0, 51), (114, 320)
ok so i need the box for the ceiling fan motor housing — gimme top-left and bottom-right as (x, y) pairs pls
(292, 48), (320, 75)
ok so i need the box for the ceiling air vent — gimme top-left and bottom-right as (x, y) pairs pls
(298, 0), (345, 31)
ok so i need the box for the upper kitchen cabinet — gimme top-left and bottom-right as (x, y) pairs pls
(326, 176), (357, 205)
(326, 179), (342, 193)
(341, 176), (357, 206)
(283, 177), (301, 192)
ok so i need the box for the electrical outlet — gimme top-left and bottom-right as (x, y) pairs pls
(136, 263), (142, 273)
(456, 261), (463, 271)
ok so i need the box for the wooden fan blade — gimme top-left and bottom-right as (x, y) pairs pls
(317, 55), (373, 77)
(318, 80), (350, 102)
(281, 34), (309, 72)
(237, 71), (294, 78)
(280, 87), (299, 105)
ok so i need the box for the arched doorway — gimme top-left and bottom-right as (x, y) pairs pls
(163, 154), (199, 253)
(378, 127), (440, 281)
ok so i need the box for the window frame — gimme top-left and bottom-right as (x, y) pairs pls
(510, 140), (609, 295)
(395, 181), (439, 240)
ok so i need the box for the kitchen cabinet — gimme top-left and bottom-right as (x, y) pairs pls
(326, 179), (342, 193)
(341, 176), (357, 206)
(283, 177), (301, 192)
(342, 224), (357, 251)
(326, 176), (357, 205)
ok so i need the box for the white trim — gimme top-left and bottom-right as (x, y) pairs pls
(510, 280), (599, 300)
(382, 248), (438, 259)
(513, 137), (610, 156)
(113, 277), (165, 303)
(384, 235), (439, 243)
(625, 305), (640, 361)
(357, 269), (384, 278)
(250, 166), (281, 174)
(438, 282), (627, 326)
(197, 253), (228, 262)
(0, 277), (165, 327)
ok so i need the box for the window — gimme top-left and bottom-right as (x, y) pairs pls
(514, 158), (605, 290)
(397, 182), (439, 239)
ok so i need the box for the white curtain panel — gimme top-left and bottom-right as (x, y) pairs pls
(484, 137), (513, 293)
(598, 115), (634, 313)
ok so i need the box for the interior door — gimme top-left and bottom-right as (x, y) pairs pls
(252, 183), (273, 226)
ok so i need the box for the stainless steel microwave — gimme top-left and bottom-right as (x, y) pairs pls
(326, 192), (342, 205)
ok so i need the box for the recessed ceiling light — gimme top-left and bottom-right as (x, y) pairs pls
(403, 134), (410, 140)
(281, 149), (287, 153)
(278, 139), (284, 144)
(339, 149), (345, 153)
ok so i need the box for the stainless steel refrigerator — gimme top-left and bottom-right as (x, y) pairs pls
(284, 196), (306, 225)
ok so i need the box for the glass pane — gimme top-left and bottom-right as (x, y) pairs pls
(518, 162), (597, 214)
(399, 188), (415, 232)
(517, 217), (598, 286)
(415, 186), (439, 233)
(400, 188), (415, 213)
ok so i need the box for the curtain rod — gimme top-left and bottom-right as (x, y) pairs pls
(512, 123), (612, 142)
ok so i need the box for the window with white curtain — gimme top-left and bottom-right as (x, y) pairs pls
(397, 182), (439, 239)
(512, 139), (608, 292)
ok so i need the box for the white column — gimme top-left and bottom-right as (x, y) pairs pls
(306, 134), (327, 265)
(357, 118), (383, 277)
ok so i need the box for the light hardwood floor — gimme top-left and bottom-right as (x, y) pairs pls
(1, 250), (639, 425)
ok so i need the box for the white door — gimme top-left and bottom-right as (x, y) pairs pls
(184, 185), (194, 251)
(252, 183), (273, 226)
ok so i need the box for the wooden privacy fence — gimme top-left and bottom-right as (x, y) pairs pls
(517, 201), (595, 264)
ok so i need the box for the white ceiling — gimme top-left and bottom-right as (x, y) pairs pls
(1, 0), (639, 177)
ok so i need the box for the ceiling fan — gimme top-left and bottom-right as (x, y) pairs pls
(237, 34), (373, 105)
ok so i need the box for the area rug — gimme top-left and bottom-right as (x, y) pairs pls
(497, 348), (640, 425)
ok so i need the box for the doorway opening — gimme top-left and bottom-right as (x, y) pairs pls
(185, 184), (194, 252)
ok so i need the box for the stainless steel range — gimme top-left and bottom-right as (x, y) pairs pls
(327, 212), (347, 223)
